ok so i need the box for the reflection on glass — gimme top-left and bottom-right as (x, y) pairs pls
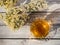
(30, 18), (51, 38)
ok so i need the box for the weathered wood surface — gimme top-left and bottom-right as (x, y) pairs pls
(0, 0), (60, 45)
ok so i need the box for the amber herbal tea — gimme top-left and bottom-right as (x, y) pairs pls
(30, 18), (51, 38)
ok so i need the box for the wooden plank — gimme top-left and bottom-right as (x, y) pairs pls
(0, 40), (26, 45)
(0, 0), (60, 13)
(46, 0), (60, 2)
(0, 12), (60, 25)
(0, 40), (60, 45)
(0, 25), (59, 38)
(0, 26), (30, 38)
(28, 13), (60, 24)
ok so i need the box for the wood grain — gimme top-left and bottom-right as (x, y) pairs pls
(0, 0), (60, 45)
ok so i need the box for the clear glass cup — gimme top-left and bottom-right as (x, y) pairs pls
(29, 4), (60, 39)
(25, 4), (60, 45)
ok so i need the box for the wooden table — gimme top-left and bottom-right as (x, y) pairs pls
(0, 0), (60, 45)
